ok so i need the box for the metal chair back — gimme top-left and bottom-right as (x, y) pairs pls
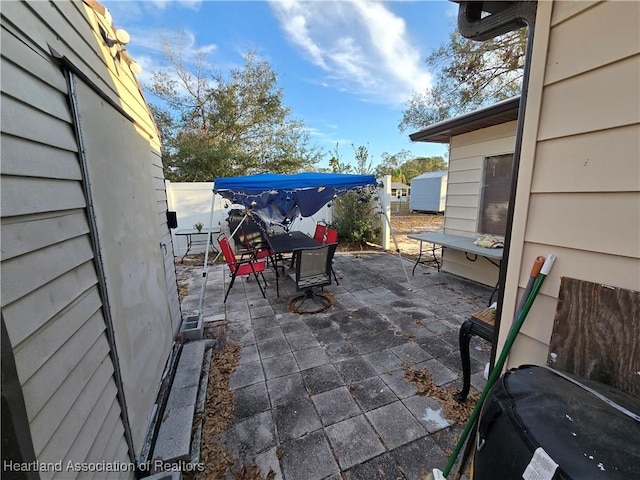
(292, 244), (333, 291)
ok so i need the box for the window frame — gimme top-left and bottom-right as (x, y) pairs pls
(476, 153), (514, 237)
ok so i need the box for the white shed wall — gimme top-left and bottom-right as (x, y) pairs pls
(410, 173), (447, 212)
(1, 0), (179, 471)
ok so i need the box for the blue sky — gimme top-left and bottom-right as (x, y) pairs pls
(103, 0), (457, 169)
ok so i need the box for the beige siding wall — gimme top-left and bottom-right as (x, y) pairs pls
(443, 121), (517, 286)
(499, 0), (640, 368)
(1, 0), (179, 472)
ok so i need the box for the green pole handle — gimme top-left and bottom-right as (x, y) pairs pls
(442, 254), (556, 477)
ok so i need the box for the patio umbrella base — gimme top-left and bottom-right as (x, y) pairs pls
(288, 290), (333, 314)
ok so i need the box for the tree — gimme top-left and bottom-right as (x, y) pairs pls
(399, 28), (527, 132)
(352, 144), (374, 175)
(148, 37), (323, 181)
(375, 153), (447, 183)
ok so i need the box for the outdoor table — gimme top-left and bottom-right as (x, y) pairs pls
(408, 231), (503, 305)
(266, 231), (321, 297)
(175, 227), (221, 263)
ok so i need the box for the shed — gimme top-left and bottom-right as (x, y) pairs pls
(1, 0), (180, 471)
(409, 171), (448, 213)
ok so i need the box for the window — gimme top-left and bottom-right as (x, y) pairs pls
(478, 154), (513, 237)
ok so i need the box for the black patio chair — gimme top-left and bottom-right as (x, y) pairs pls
(288, 244), (337, 314)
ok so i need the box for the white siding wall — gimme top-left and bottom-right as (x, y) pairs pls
(1, 0), (179, 473)
(499, 0), (640, 367)
(443, 121), (517, 286)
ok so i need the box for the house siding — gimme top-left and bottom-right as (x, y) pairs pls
(1, 0), (179, 472)
(443, 121), (517, 286)
(498, 0), (640, 368)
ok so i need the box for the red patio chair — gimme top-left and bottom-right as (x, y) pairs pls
(313, 223), (327, 243)
(218, 235), (267, 303)
(324, 227), (338, 244)
(324, 228), (339, 284)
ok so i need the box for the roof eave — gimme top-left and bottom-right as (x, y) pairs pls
(409, 96), (520, 144)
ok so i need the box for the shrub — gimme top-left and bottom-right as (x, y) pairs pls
(331, 190), (381, 244)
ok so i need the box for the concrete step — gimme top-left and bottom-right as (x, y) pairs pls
(152, 341), (206, 463)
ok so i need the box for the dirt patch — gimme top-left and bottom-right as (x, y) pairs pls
(389, 212), (443, 260)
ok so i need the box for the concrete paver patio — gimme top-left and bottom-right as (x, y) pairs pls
(179, 250), (492, 480)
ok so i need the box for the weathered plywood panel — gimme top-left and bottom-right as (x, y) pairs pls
(1, 134), (82, 180)
(1, 95), (78, 151)
(546, 1), (640, 85)
(548, 277), (640, 396)
(525, 192), (640, 258)
(531, 125), (640, 193)
(538, 56), (640, 141)
(1, 210), (89, 261)
(2, 262), (99, 346)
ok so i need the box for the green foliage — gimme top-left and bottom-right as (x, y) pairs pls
(148, 41), (323, 180)
(375, 154), (447, 183)
(331, 191), (380, 244)
(328, 143), (375, 175)
(399, 28), (527, 132)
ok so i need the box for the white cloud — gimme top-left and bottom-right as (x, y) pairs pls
(145, 0), (203, 12)
(269, 0), (432, 106)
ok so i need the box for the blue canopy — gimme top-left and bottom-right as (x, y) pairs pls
(214, 172), (377, 226)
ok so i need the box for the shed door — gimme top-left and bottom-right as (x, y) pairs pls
(72, 77), (176, 452)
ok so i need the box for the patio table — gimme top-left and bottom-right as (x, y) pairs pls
(175, 227), (221, 263)
(266, 231), (321, 297)
(408, 231), (502, 305)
